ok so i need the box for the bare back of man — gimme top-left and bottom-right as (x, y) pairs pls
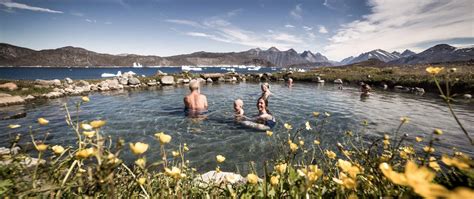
(184, 80), (208, 111)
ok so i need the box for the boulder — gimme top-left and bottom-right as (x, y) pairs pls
(201, 73), (225, 79)
(463, 94), (472, 99)
(24, 95), (35, 101)
(0, 82), (18, 91)
(64, 77), (73, 84)
(160, 76), (175, 85)
(218, 77), (225, 82)
(0, 96), (25, 106)
(122, 71), (136, 78)
(128, 77), (140, 86)
(35, 79), (61, 86)
(183, 79), (190, 84)
(334, 79), (343, 84)
(199, 171), (244, 185)
(43, 91), (64, 98)
(155, 70), (167, 76)
(75, 80), (90, 87)
(0, 93), (11, 97)
(118, 77), (129, 85)
(206, 78), (213, 83)
(176, 78), (184, 84)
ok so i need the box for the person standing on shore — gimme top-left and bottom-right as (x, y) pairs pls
(184, 80), (208, 112)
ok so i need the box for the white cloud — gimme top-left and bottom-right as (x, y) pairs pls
(85, 19), (97, 23)
(227, 8), (242, 17)
(285, 24), (295, 28)
(0, 0), (62, 13)
(318, 25), (328, 34)
(70, 11), (84, 17)
(272, 33), (303, 43)
(165, 19), (205, 28)
(324, 0), (474, 61)
(303, 26), (313, 31)
(290, 4), (302, 19)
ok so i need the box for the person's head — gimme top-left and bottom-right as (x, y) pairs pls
(189, 80), (200, 92)
(234, 99), (243, 111)
(261, 83), (270, 92)
(256, 97), (269, 113)
(288, 78), (293, 83)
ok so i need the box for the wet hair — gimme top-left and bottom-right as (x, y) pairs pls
(256, 96), (271, 114)
(189, 80), (200, 91)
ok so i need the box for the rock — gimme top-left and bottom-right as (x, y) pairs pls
(334, 79), (343, 84)
(118, 77), (129, 85)
(196, 78), (206, 83)
(24, 95), (35, 101)
(463, 94), (472, 99)
(0, 96), (25, 106)
(1, 112), (26, 120)
(0, 93), (11, 97)
(103, 79), (122, 89)
(160, 76), (175, 85)
(183, 79), (190, 84)
(75, 80), (90, 87)
(123, 71), (136, 78)
(128, 77), (140, 85)
(199, 171), (244, 185)
(0, 82), (18, 91)
(218, 77), (225, 82)
(147, 82), (158, 86)
(0, 156), (46, 168)
(413, 87), (425, 93)
(0, 147), (20, 156)
(206, 78), (213, 83)
(90, 84), (98, 91)
(176, 78), (184, 84)
(64, 77), (73, 84)
(155, 70), (167, 76)
(201, 73), (225, 79)
(43, 91), (64, 98)
(21, 88), (29, 91)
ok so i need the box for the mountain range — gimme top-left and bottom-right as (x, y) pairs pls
(0, 43), (472, 67)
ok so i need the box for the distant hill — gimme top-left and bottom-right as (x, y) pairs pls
(0, 43), (333, 67)
(389, 44), (474, 65)
(345, 49), (400, 65)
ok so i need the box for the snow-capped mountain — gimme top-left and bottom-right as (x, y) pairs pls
(390, 44), (474, 65)
(346, 49), (400, 64)
(300, 50), (329, 62)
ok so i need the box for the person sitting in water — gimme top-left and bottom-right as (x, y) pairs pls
(260, 83), (271, 101)
(287, 78), (293, 87)
(360, 82), (372, 96)
(184, 80), (208, 112)
(255, 96), (276, 128)
(234, 99), (245, 118)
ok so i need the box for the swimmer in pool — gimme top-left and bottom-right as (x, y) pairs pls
(184, 80), (208, 111)
(260, 83), (271, 101)
(234, 99), (245, 121)
(255, 96), (276, 128)
(360, 82), (371, 97)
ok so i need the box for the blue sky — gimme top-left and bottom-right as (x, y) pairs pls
(0, 0), (473, 61)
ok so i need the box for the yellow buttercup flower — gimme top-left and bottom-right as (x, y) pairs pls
(165, 167), (182, 179)
(83, 131), (95, 138)
(35, 144), (48, 152)
(312, 112), (320, 117)
(137, 177), (146, 185)
(314, 140), (320, 145)
(289, 141), (298, 152)
(275, 163), (287, 173)
(400, 116), (409, 124)
(183, 143), (189, 151)
(129, 142), (149, 155)
(247, 173), (259, 184)
(270, 175), (280, 186)
(51, 145), (64, 154)
(441, 155), (470, 170)
(433, 129), (443, 135)
(429, 157), (441, 171)
(426, 66), (444, 75)
(38, 118), (49, 125)
(172, 151), (180, 157)
(8, 124), (21, 129)
(325, 150), (336, 159)
(333, 172), (356, 189)
(216, 155), (226, 163)
(299, 140), (304, 146)
(415, 137), (423, 142)
(90, 120), (106, 128)
(154, 132), (172, 144)
(266, 130), (273, 137)
(81, 96), (90, 102)
(81, 123), (93, 130)
(76, 148), (96, 159)
(423, 146), (435, 153)
(135, 158), (146, 169)
(338, 159), (361, 178)
(284, 123), (292, 130)
(305, 121), (312, 130)
(448, 187), (474, 198)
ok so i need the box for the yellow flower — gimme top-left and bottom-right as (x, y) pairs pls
(429, 157), (441, 171)
(441, 155), (470, 170)
(284, 123), (292, 130)
(325, 150), (336, 159)
(362, 120), (368, 126)
(270, 175), (279, 186)
(305, 121), (312, 130)
(312, 112), (320, 117)
(129, 142), (149, 155)
(216, 166), (221, 173)
(426, 66), (444, 75)
(289, 141), (298, 153)
(400, 116), (409, 124)
(307, 165), (323, 183)
(247, 173), (259, 184)
(383, 139), (390, 146)
(266, 130), (273, 137)
(154, 132), (172, 144)
(345, 131), (353, 136)
(81, 123), (93, 130)
(423, 146), (435, 153)
(90, 120), (106, 128)
(76, 148), (96, 159)
(81, 96), (90, 102)
(314, 140), (320, 145)
(275, 163), (287, 173)
(399, 151), (409, 159)
(448, 187), (474, 199)
(38, 118), (49, 125)
(433, 129), (443, 135)
(183, 143), (189, 151)
(35, 144), (48, 152)
(416, 137), (423, 142)
(8, 124), (21, 129)
(165, 167), (182, 179)
(137, 177), (146, 185)
(299, 140), (304, 146)
(216, 155), (226, 163)
(51, 145), (64, 154)
(83, 131), (95, 138)
(172, 151), (180, 157)
(338, 159), (361, 178)
(135, 158), (146, 169)
(333, 172), (356, 189)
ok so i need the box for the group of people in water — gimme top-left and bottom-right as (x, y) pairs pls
(183, 80), (276, 130)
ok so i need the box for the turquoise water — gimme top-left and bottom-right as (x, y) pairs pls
(1, 82), (473, 172)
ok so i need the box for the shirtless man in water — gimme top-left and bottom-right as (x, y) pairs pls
(184, 80), (208, 111)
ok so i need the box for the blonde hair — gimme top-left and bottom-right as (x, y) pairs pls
(189, 80), (200, 91)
